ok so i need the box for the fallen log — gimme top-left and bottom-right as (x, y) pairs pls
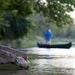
(0, 45), (29, 69)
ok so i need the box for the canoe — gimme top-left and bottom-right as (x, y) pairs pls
(37, 42), (72, 49)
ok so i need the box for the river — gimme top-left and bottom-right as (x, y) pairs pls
(0, 47), (75, 75)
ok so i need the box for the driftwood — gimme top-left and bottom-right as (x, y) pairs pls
(0, 45), (29, 69)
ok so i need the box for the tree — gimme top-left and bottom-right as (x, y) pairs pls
(0, 0), (75, 40)
(0, 0), (34, 40)
(35, 0), (74, 26)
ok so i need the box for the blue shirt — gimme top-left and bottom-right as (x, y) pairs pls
(45, 31), (53, 41)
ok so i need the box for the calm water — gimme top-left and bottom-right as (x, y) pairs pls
(0, 47), (75, 75)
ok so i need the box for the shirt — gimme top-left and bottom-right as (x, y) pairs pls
(45, 31), (53, 41)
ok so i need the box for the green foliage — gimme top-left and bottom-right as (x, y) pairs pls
(0, 13), (30, 40)
(0, 0), (33, 40)
(0, 0), (75, 41)
(26, 14), (75, 39)
(36, 0), (74, 26)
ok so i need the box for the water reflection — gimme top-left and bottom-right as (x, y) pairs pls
(24, 47), (75, 58)
(0, 71), (17, 75)
(31, 58), (75, 69)
(3, 58), (75, 75)
(1, 47), (75, 75)
(30, 59), (75, 75)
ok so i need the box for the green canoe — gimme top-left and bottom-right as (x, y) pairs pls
(37, 42), (72, 49)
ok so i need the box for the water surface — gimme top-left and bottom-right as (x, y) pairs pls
(0, 47), (75, 75)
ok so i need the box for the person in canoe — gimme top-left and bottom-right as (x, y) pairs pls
(45, 29), (53, 45)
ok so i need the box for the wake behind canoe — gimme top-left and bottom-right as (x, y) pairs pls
(37, 42), (72, 49)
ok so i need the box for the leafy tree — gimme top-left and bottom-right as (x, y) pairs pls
(0, 0), (75, 41)
(0, 0), (34, 40)
(35, 0), (74, 26)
